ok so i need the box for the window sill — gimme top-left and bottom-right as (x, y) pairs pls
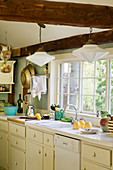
(64, 112), (101, 127)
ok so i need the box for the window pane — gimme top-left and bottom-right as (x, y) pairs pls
(69, 62), (79, 78)
(59, 94), (68, 108)
(111, 60), (113, 77)
(110, 98), (113, 114)
(96, 96), (106, 111)
(83, 62), (94, 77)
(59, 79), (68, 93)
(96, 60), (106, 77)
(83, 79), (94, 95)
(69, 79), (79, 94)
(69, 95), (78, 110)
(96, 78), (106, 96)
(83, 96), (94, 112)
(60, 63), (68, 78)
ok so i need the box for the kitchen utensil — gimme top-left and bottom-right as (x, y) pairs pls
(26, 105), (35, 117)
(3, 106), (18, 116)
(80, 129), (99, 134)
(55, 109), (64, 120)
(21, 64), (35, 89)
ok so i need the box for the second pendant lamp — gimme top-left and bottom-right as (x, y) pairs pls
(26, 24), (55, 67)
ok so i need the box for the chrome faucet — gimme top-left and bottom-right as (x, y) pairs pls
(64, 104), (78, 121)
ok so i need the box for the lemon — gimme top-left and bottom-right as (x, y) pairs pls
(35, 113), (41, 120)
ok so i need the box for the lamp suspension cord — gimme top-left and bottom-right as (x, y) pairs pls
(39, 26), (42, 46)
(89, 27), (92, 39)
(5, 31), (8, 45)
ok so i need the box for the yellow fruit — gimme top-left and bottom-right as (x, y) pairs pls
(79, 120), (85, 128)
(84, 121), (92, 129)
(73, 121), (80, 130)
(37, 115), (41, 120)
(30, 115), (34, 118)
(35, 113), (40, 117)
(35, 113), (41, 120)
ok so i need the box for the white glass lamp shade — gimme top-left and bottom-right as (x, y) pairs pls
(26, 52), (55, 67)
(72, 44), (109, 63)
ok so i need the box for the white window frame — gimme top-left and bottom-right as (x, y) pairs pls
(49, 52), (113, 125)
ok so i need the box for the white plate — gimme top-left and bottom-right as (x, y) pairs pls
(80, 128), (99, 134)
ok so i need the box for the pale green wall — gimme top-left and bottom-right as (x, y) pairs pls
(15, 57), (48, 110)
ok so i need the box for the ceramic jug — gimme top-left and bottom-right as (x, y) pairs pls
(55, 109), (64, 120)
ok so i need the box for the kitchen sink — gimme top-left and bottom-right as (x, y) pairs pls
(33, 120), (72, 129)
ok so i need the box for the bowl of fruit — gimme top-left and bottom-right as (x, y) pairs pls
(50, 104), (60, 111)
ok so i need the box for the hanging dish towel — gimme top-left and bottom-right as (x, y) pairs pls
(31, 75), (47, 100)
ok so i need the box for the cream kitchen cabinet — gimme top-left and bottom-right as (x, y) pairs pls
(26, 141), (42, 170)
(0, 120), (8, 170)
(0, 61), (15, 93)
(9, 122), (26, 170)
(44, 147), (54, 170)
(81, 142), (112, 170)
(26, 127), (55, 170)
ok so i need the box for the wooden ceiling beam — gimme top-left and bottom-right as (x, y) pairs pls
(12, 30), (113, 58)
(0, 0), (113, 28)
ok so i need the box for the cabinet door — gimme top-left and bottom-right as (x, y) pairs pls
(44, 147), (54, 170)
(10, 147), (25, 170)
(26, 141), (42, 170)
(0, 131), (8, 169)
(82, 160), (109, 170)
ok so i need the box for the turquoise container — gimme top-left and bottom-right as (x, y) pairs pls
(55, 109), (64, 120)
(3, 106), (18, 116)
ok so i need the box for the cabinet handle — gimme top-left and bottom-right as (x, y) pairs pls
(34, 134), (36, 138)
(0, 136), (2, 139)
(83, 168), (86, 170)
(15, 162), (18, 166)
(47, 138), (49, 142)
(16, 128), (18, 132)
(45, 153), (47, 157)
(39, 150), (41, 154)
(16, 141), (18, 145)
(63, 142), (68, 145)
(92, 152), (96, 157)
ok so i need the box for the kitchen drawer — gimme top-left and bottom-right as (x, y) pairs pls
(82, 143), (111, 167)
(10, 135), (25, 150)
(82, 160), (110, 170)
(27, 128), (43, 144)
(0, 120), (8, 132)
(44, 133), (54, 147)
(9, 122), (25, 138)
(10, 147), (25, 170)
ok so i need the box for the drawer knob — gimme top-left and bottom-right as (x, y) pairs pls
(47, 138), (49, 142)
(93, 152), (96, 157)
(15, 162), (18, 166)
(83, 168), (86, 170)
(16, 129), (18, 132)
(34, 134), (36, 138)
(16, 141), (18, 145)
(39, 150), (41, 154)
(0, 136), (2, 140)
(45, 153), (47, 157)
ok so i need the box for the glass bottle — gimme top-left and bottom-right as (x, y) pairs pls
(17, 92), (23, 113)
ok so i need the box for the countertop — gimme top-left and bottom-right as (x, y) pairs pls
(25, 120), (113, 148)
(1, 116), (113, 148)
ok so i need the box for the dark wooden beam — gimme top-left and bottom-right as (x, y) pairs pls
(0, 0), (113, 28)
(12, 30), (113, 58)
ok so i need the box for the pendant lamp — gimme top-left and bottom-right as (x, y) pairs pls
(26, 24), (55, 67)
(72, 28), (109, 63)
